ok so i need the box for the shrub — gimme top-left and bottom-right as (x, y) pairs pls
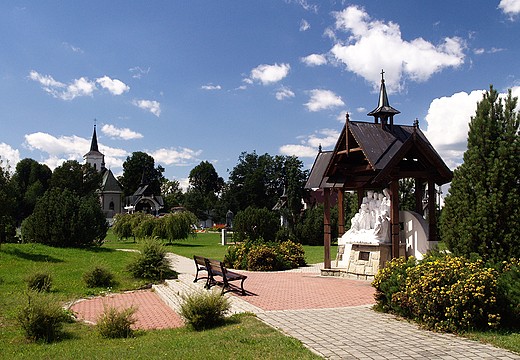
(83, 260), (115, 288)
(225, 239), (305, 271)
(21, 188), (108, 247)
(96, 304), (137, 338)
(133, 214), (156, 240)
(112, 213), (134, 240)
(248, 245), (280, 271)
(126, 237), (172, 280)
(178, 289), (231, 330)
(233, 207), (280, 243)
(372, 256), (415, 315)
(15, 291), (68, 342)
(23, 268), (52, 292)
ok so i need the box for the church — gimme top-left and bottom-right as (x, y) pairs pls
(84, 125), (124, 219)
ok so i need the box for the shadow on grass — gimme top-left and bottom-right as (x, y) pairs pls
(164, 243), (203, 248)
(2, 248), (63, 263)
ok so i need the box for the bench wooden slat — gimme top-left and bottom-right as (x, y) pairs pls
(200, 256), (247, 295)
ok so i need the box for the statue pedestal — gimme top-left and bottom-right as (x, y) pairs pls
(322, 242), (405, 281)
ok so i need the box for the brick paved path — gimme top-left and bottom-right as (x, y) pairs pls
(70, 290), (183, 330)
(70, 252), (520, 359)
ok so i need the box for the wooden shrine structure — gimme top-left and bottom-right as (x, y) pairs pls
(305, 72), (453, 269)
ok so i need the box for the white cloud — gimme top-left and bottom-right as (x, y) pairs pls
(248, 63), (290, 85)
(23, 132), (129, 170)
(329, 6), (466, 92)
(29, 71), (96, 100)
(201, 84), (222, 90)
(275, 85), (295, 100)
(499, 0), (520, 17)
(133, 99), (161, 117)
(62, 42), (84, 54)
(300, 19), (310, 31)
(101, 124), (143, 140)
(151, 147), (202, 166)
(0, 143), (21, 169)
(301, 54), (327, 66)
(129, 66), (150, 79)
(280, 128), (340, 158)
(285, 0), (318, 13)
(356, 107), (366, 112)
(423, 90), (485, 169)
(96, 76), (130, 95)
(305, 89), (345, 111)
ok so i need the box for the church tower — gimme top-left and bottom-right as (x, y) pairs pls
(84, 124), (105, 171)
(367, 70), (400, 131)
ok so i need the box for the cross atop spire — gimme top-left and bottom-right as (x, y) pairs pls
(367, 70), (400, 130)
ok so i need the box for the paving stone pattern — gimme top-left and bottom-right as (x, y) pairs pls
(71, 252), (520, 359)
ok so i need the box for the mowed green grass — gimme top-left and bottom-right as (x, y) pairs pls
(0, 240), (322, 360)
(103, 230), (337, 265)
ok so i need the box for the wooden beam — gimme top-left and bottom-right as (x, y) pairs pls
(428, 178), (437, 242)
(338, 189), (345, 237)
(390, 180), (400, 259)
(415, 177), (424, 216)
(323, 188), (332, 269)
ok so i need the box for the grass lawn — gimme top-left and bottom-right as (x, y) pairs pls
(103, 230), (337, 265)
(0, 242), (321, 360)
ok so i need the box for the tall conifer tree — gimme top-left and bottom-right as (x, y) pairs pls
(440, 86), (520, 262)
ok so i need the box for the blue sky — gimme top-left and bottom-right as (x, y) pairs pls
(1, 0), (519, 189)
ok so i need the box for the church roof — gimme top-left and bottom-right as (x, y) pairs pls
(367, 71), (400, 117)
(100, 169), (123, 193)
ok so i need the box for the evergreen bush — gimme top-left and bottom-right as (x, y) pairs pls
(23, 268), (52, 292)
(96, 304), (137, 338)
(15, 291), (68, 342)
(233, 206), (280, 242)
(126, 237), (172, 280)
(83, 260), (115, 288)
(178, 289), (231, 330)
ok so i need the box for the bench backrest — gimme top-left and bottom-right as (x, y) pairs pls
(205, 258), (225, 274)
(193, 255), (206, 267)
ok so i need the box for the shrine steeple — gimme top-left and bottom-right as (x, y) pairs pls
(367, 70), (400, 130)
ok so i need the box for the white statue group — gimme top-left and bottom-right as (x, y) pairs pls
(339, 189), (391, 245)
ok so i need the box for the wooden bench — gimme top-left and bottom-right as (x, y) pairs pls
(204, 257), (247, 295)
(193, 255), (208, 283)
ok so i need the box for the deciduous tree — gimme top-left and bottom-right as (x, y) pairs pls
(119, 151), (165, 197)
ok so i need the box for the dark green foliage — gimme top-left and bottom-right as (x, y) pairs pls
(440, 86), (520, 263)
(161, 179), (184, 211)
(83, 260), (115, 288)
(96, 304), (137, 338)
(12, 158), (52, 221)
(179, 289), (231, 330)
(50, 160), (102, 198)
(23, 268), (52, 292)
(126, 237), (172, 280)
(292, 204), (339, 245)
(119, 151), (165, 198)
(15, 291), (68, 342)
(21, 188), (108, 247)
(220, 152), (309, 216)
(0, 158), (17, 246)
(233, 206), (280, 242)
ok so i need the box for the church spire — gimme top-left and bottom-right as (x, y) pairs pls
(90, 122), (99, 152)
(367, 70), (400, 130)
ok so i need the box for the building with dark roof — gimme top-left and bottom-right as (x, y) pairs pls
(84, 125), (124, 219)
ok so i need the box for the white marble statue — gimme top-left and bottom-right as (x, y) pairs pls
(338, 189), (391, 245)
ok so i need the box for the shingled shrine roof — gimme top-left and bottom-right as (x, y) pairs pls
(305, 73), (452, 190)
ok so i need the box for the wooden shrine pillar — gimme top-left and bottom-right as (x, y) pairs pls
(338, 188), (345, 237)
(323, 187), (332, 269)
(415, 178), (424, 216)
(428, 178), (437, 242)
(389, 179), (400, 259)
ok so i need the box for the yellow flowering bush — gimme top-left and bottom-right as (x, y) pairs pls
(224, 239), (306, 271)
(373, 254), (520, 333)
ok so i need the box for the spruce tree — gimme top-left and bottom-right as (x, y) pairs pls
(440, 86), (520, 263)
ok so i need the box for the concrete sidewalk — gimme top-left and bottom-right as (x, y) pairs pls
(71, 252), (520, 360)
